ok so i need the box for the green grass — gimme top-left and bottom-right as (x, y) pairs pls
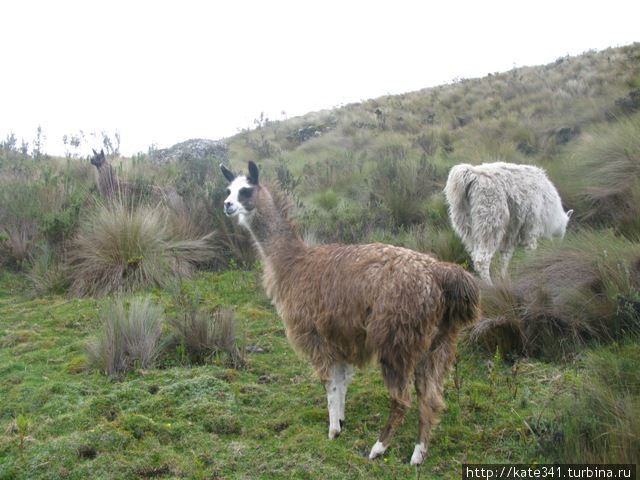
(0, 269), (614, 480)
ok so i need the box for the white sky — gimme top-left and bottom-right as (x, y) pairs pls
(1, 0), (638, 156)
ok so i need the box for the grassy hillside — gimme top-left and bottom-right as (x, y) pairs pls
(1, 43), (639, 478)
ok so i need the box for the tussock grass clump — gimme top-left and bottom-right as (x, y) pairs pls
(168, 304), (243, 368)
(27, 245), (70, 296)
(547, 343), (640, 464)
(69, 200), (214, 297)
(87, 298), (163, 376)
(563, 114), (640, 237)
(470, 230), (640, 359)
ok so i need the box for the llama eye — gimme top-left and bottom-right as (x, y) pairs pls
(239, 187), (253, 198)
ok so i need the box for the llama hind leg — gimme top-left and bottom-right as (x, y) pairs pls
(369, 362), (411, 459)
(411, 338), (456, 465)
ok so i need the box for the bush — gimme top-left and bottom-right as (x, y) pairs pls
(27, 245), (70, 296)
(87, 298), (163, 376)
(167, 296), (243, 367)
(563, 115), (640, 237)
(369, 145), (440, 228)
(69, 200), (215, 297)
(469, 230), (640, 359)
(0, 173), (41, 269)
(545, 343), (640, 463)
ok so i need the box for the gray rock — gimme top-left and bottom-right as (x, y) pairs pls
(150, 138), (229, 165)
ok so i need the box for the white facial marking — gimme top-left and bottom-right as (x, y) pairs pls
(223, 176), (253, 221)
(369, 440), (387, 459)
(410, 443), (427, 465)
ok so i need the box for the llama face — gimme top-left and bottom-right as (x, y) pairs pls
(90, 149), (106, 168)
(221, 162), (260, 226)
(554, 209), (574, 238)
(223, 176), (257, 220)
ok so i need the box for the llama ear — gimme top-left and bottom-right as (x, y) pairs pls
(248, 161), (259, 185)
(566, 209), (574, 219)
(220, 163), (236, 183)
(92, 148), (98, 155)
(100, 149), (105, 156)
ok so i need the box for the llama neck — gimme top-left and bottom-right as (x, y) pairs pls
(246, 188), (306, 267)
(96, 163), (117, 197)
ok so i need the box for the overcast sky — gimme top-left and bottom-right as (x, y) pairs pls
(1, 0), (638, 156)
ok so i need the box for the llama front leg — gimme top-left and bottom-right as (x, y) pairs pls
(498, 246), (515, 281)
(325, 364), (349, 439)
(338, 364), (355, 426)
(472, 249), (494, 285)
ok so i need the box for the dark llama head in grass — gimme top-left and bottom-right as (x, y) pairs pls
(90, 148), (107, 168)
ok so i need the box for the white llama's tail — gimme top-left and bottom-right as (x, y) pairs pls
(443, 164), (476, 243)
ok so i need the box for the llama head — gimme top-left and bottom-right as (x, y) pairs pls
(220, 161), (260, 227)
(90, 149), (106, 168)
(554, 208), (574, 238)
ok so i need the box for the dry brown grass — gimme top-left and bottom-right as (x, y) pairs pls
(469, 230), (640, 359)
(69, 199), (215, 297)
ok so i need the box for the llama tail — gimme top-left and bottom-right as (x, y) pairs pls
(436, 265), (480, 330)
(443, 164), (476, 243)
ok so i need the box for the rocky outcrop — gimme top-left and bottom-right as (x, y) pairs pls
(150, 139), (228, 165)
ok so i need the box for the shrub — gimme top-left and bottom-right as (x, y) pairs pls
(69, 200), (214, 297)
(545, 343), (640, 464)
(369, 145), (440, 228)
(167, 298), (243, 368)
(27, 245), (70, 296)
(87, 298), (163, 376)
(0, 174), (41, 269)
(469, 230), (640, 359)
(563, 115), (640, 237)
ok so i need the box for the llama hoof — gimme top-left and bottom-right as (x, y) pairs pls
(410, 443), (427, 465)
(328, 427), (341, 439)
(368, 440), (387, 459)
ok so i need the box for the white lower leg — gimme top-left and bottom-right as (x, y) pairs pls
(326, 364), (348, 439)
(410, 442), (427, 465)
(473, 251), (494, 285)
(327, 382), (341, 439)
(338, 365), (354, 423)
(369, 440), (387, 459)
(498, 248), (515, 280)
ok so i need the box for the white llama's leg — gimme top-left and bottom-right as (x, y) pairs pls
(525, 237), (538, 251)
(498, 246), (515, 280)
(326, 364), (347, 439)
(472, 249), (494, 285)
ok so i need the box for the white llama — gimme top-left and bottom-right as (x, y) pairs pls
(444, 161), (573, 284)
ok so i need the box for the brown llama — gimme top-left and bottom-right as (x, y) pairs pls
(220, 161), (480, 465)
(90, 149), (184, 211)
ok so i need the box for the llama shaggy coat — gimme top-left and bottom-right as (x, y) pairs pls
(221, 161), (480, 464)
(444, 161), (572, 284)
